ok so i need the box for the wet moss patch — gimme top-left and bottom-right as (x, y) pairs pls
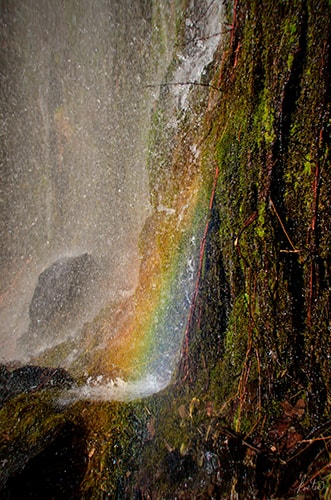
(134, 0), (331, 496)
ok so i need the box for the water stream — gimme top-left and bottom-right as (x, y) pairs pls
(0, 0), (223, 398)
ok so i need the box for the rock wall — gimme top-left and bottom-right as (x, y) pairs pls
(1, 1), (330, 499)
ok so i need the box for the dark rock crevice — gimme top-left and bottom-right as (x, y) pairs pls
(1, 421), (87, 500)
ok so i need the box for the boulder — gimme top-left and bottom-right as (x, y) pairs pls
(20, 253), (100, 355)
(0, 364), (75, 406)
(29, 253), (98, 331)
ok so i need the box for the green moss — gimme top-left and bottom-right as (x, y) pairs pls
(179, 0), (331, 437)
(65, 399), (149, 497)
(0, 392), (67, 484)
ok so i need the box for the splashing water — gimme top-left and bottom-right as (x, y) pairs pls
(58, 373), (168, 405)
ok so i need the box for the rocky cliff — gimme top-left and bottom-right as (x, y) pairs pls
(0, 1), (330, 498)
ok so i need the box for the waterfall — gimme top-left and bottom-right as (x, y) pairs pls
(0, 0), (223, 398)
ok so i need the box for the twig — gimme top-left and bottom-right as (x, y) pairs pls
(269, 198), (298, 253)
(255, 347), (262, 412)
(230, 0), (239, 47)
(299, 436), (331, 444)
(220, 427), (261, 454)
(285, 419), (331, 464)
(185, 31), (224, 45)
(234, 212), (258, 245)
(180, 165), (219, 382)
(234, 211), (258, 256)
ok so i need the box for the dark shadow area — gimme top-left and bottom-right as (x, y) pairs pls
(1, 422), (87, 500)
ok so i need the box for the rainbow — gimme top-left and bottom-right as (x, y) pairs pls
(87, 163), (219, 385)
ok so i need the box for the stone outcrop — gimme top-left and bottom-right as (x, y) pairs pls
(21, 253), (99, 355)
(0, 364), (75, 406)
(29, 253), (97, 331)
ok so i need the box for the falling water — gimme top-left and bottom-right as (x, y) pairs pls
(0, 0), (223, 397)
(0, 0), (176, 357)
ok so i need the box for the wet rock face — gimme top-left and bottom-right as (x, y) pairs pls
(0, 364), (75, 406)
(29, 253), (97, 331)
(20, 253), (100, 355)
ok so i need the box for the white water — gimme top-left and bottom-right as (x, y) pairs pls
(58, 373), (168, 405)
(172, 0), (223, 109)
